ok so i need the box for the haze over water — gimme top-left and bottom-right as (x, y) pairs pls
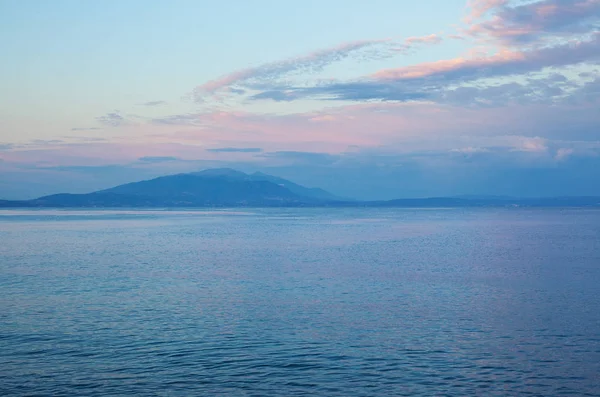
(1, 208), (599, 396)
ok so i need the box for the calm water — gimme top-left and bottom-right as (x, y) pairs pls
(1, 208), (599, 396)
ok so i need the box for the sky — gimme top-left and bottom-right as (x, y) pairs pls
(1, 0), (599, 200)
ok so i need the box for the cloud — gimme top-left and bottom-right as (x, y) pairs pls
(148, 100), (600, 155)
(465, 0), (600, 45)
(309, 115), (337, 122)
(395, 34), (444, 53)
(206, 147), (263, 153)
(190, 33), (449, 104)
(4, 1), (600, 201)
(63, 136), (108, 142)
(71, 127), (102, 131)
(139, 100), (167, 106)
(555, 147), (575, 160)
(191, 38), (394, 102)
(31, 139), (65, 145)
(2, 124), (599, 200)
(439, 74), (575, 107)
(96, 111), (131, 127)
(570, 75), (600, 103)
(138, 156), (180, 163)
(250, 81), (430, 102)
(0, 140), (79, 153)
(451, 146), (491, 154)
(464, 0), (509, 23)
(405, 34), (443, 46)
(373, 35), (600, 82)
(511, 136), (548, 152)
(215, 1), (599, 106)
(1, 140), (67, 150)
(247, 34), (599, 104)
(151, 113), (201, 126)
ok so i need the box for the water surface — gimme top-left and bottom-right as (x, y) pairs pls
(1, 208), (599, 396)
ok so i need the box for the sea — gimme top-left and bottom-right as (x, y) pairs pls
(1, 208), (599, 396)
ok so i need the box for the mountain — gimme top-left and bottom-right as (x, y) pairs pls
(190, 168), (249, 179)
(249, 172), (346, 201)
(4, 170), (328, 208)
(0, 169), (599, 208)
(189, 168), (345, 201)
(0, 200), (27, 208)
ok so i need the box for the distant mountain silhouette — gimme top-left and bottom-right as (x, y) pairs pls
(0, 169), (599, 208)
(0, 200), (22, 207)
(24, 171), (320, 207)
(187, 168), (344, 201)
(190, 168), (249, 179)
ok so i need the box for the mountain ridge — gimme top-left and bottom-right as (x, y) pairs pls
(188, 168), (346, 201)
(0, 169), (599, 208)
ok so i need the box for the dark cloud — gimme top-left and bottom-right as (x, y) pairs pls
(96, 112), (128, 127)
(31, 139), (64, 145)
(138, 156), (180, 163)
(207, 147), (263, 153)
(193, 1), (600, 107)
(251, 81), (430, 102)
(439, 74), (575, 107)
(139, 100), (167, 106)
(192, 39), (395, 102)
(250, 90), (302, 102)
(152, 114), (199, 126)
(467, 0), (600, 44)
(1, 140), (67, 151)
(65, 137), (108, 142)
(413, 34), (600, 84)
(247, 35), (600, 104)
(569, 76), (600, 104)
(71, 127), (102, 131)
(173, 1), (600, 112)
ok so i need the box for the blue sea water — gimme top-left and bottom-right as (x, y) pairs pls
(1, 208), (599, 396)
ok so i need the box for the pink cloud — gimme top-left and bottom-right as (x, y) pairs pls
(197, 70), (257, 94)
(184, 2), (600, 108)
(3, 98), (600, 168)
(193, 34), (445, 102)
(464, 0), (600, 45)
(374, 49), (524, 80)
(309, 115), (337, 122)
(193, 38), (392, 101)
(372, 33), (599, 82)
(464, 0), (508, 23)
(140, 101), (600, 155)
(394, 34), (444, 53)
(404, 34), (443, 46)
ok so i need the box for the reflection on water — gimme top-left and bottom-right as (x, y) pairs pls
(1, 208), (599, 396)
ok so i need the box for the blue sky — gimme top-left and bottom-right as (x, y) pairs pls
(1, 0), (599, 199)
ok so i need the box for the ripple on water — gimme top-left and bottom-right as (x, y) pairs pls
(1, 208), (600, 396)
